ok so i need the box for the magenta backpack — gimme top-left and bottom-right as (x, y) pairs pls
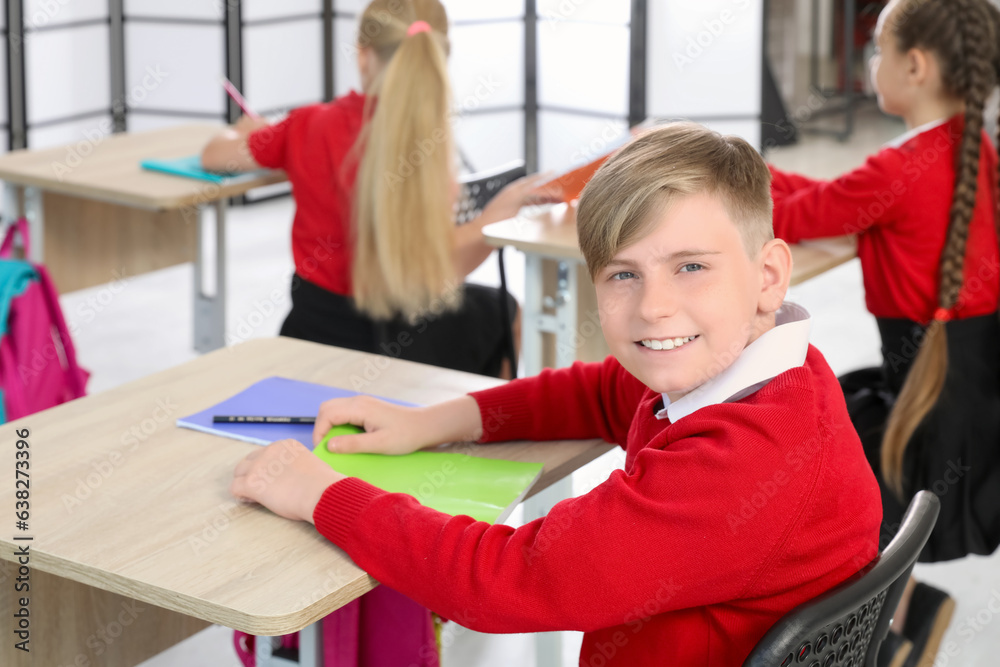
(0, 219), (88, 422)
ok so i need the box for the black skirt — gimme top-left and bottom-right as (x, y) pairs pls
(279, 274), (517, 378)
(841, 313), (1000, 562)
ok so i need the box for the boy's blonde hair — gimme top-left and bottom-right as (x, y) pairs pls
(352, 0), (457, 321)
(577, 122), (773, 279)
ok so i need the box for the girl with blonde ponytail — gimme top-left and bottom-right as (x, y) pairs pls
(203, 0), (554, 380)
(769, 1), (1000, 664)
(203, 1), (555, 664)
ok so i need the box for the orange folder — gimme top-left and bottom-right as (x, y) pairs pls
(541, 152), (615, 203)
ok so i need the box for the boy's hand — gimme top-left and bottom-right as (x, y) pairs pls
(230, 439), (344, 524)
(312, 396), (431, 455)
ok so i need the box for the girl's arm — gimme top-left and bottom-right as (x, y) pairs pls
(769, 164), (825, 196)
(200, 116), (270, 172)
(452, 174), (563, 278)
(769, 149), (907, 243)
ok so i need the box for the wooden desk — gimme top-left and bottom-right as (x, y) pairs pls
(485, 203), (858, 374)
(0, 337), (612, 667)
(0, 124), (287, 352)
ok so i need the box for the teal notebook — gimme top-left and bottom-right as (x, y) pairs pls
(140, 155), (271, 184)
(180, 377), (543, 524)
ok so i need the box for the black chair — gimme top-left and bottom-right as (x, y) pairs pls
(742, 490), (940, 667)
(456, 160), (527, 379)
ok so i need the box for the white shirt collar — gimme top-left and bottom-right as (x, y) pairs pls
(884, 116), (949, 150)
(656, 302), (812, 423)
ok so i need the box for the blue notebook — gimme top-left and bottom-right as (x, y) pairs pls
(140, 155), (271, 184)
(176, 376), (415, 447)
(179, 376), (544, 523)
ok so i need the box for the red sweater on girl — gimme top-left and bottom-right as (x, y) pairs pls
(313, 343), (881, 665)
(769, 114), (999, 323)
(248, 92), (368, 296)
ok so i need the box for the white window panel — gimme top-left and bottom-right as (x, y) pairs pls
(24, 0), (106, 29)
(124, 0), (222, 20)
(693, 117), (762, 150)
(444, 0), (523, 22)
(453, 110), (524, 174)
(0, 130), (7, 154)
(243, 0), (322, 22)
(126, 113), (210, 133)
(28, 114), (114, 151)
(450, 22), (523, 111)
(538, 110), (627, 173)
(125, 23), (224, 114)
(27, 25), (110, 125)
(334, 0), (366, 16)
(334, 16), (362, 97)
(647, 0), (762, 118)
(537, 0), (629, 25)
(537, 22), (628, 117)
(245, 20), (323, 113)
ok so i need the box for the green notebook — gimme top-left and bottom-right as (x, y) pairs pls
(315, 425), (543, 524)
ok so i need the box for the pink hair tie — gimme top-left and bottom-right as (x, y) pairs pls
(407, 20), (432, 36)
(933, 307), (952, 322)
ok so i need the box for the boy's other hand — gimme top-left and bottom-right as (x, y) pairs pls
(312, 396), (429, 455)
(230, 439), (345, 524)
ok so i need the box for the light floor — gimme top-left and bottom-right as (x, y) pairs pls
(54, 101), (999, 666)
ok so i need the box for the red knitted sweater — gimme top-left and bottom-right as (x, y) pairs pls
(314, 348), (881, 666)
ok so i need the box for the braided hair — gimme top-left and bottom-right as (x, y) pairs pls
(882, 0), (1000, 496)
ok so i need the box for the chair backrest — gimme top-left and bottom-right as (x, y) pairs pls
(455, 160), (527, 224)
(742, 491), (940, 667)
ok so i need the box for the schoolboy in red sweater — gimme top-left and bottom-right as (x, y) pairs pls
(231, 123), (882, 666)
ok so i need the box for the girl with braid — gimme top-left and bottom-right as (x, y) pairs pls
(769, 0), (1000, 665)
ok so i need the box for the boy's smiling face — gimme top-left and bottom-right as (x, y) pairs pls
(594, 191), (787, 401)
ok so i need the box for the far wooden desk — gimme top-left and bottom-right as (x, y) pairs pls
(0, 124), (287, 352)
(0, 337), (612, 667)
(484, 204), (858, 374)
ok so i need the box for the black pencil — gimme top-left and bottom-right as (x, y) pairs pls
(212, 416), (316, 424)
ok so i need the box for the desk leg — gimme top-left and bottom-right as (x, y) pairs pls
(1, 183), (19, 245)
(193, 200), (227, 352)
(253, 623), (321, 667)
(522, 252), (545, 376)
(2, 184), (44, 264)
(255, 634), (276, 664)
(553, 261), (578, 369)
(299, 620), (324, 667)
(23, 187), (44, 264)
